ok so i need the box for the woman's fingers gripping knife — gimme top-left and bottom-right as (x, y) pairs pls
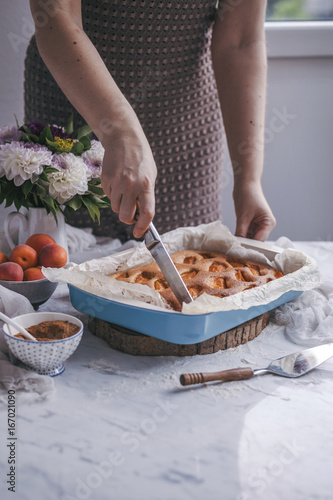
(112, 168), (156, 237)
(133, 190), (155, 238)
(100, 136), (157, 237)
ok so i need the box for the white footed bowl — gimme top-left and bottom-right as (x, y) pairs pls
(3, 312), (84, 376)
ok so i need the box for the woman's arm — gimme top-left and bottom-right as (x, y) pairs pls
(211, 0), (276, 241)
(29, 0), (157, 238)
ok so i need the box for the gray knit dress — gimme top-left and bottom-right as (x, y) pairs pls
(24, 1), (225, 241)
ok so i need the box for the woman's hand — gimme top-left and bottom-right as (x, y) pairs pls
(100, 128), (157, 239)
(233, 181), (276, 241)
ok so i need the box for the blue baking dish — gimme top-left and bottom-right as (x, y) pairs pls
(68, 284), (302, 345)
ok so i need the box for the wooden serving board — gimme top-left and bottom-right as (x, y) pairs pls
(88, 312), (270, 356)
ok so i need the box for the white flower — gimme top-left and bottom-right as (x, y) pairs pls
(0, 142), (52, 186)
(48, 153), (88, 203)
(81, 140), (104, 179)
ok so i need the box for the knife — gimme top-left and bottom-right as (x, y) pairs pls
(180, 342), (333, 386)
(144, 222), (193, 306)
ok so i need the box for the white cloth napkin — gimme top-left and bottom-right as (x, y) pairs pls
(273, 236), (333, 346)
(65, 224), (97, 253)
(274, 278), (333, 346)
(0, 286), (55, 403)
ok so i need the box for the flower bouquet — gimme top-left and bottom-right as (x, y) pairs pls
(0, 116), (110, 222)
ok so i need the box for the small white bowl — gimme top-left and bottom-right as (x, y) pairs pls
(2, 312), (84, 376)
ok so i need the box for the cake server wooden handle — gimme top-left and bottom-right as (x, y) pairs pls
(179, 367), (254, 386)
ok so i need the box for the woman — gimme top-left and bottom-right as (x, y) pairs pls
(26, 0), (275, 241)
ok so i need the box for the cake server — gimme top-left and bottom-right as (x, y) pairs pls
(180, 342), (333, 386)
(144, 222), (193, 306)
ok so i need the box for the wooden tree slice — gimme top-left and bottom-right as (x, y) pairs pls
(88, 312), (270, 357)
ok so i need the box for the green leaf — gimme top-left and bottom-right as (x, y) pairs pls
(65, 113), (74, 135)
(88, 177), (100, 186)
(96, 194), (111, 206)
(70, 141), (84, 155)
(38, 125), (53, 144)
(39, 171), (50, 182)
(21, 125), (31, 135)
(14, 196), (22, 211)
(27, 133), (39, 143)
(51, 210), (59, 224)
(91, 205), (101, 223)
(66, 195), (82, 211)
(0, 182), (8, 205)
(43, 194), (55, 208)
(35, 183), (47, 195)
(73, 124), (92, 140)
(89, 205), (100, 223)
(98, 198), (111, 208)
(42, 195), (59, 218)
(43, 167), (59, 174)
(82, 197), (99, 222)
(5, 191), (15, 208)
(45, 138), (60, 153)
(22, 180), (34, 197)
(88, 184), (106, 196)
(57, 204), (66, 217)
(82, 197), (92, 209)
(79, 135), (91, 150)
(86, 193), (110, 206)
(32, 193), (38, 206)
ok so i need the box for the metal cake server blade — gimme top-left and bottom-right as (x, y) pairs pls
(180, 343), (333, 386)
(145, 222), (193, 306)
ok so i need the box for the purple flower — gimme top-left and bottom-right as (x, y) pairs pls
(85, 160), (103, 179)
(81, 140), (104, 179)
(49, 124), (74, 139)
(20, 120), (74, 139)
(0, 126), (24, 145)
(22, 142), (48, 152)
(51, 154), (70, 170)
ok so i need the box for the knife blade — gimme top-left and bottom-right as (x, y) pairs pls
(145, 222), (193, 306)
(180, 342), (333, 386)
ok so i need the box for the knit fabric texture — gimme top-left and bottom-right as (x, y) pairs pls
(24, 1), (225, 241)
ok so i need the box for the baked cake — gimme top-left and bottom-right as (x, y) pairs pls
(108, 250), (284, 311)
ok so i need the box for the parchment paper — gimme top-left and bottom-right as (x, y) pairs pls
(42, 221), (321, 315)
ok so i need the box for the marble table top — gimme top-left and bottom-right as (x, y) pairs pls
(1, 240), (333, 500)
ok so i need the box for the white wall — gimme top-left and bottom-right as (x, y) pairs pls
(221, 55), (333, 241)
(0, 1), (32, 127)
(266, 57), (333, 241)
(0, 1), (33, 225)
(0, 3), (332, 241)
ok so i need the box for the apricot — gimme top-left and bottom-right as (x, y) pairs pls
(23, 266), (45, 281)
(0, 251), (8, 264)
(25, 233), (56, 254)
(0, 262), (24, 281)
(9, 244), (38, 271)
(39, 243), (67, 268)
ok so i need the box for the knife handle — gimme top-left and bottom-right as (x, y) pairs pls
(179, 367), (254, 386)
